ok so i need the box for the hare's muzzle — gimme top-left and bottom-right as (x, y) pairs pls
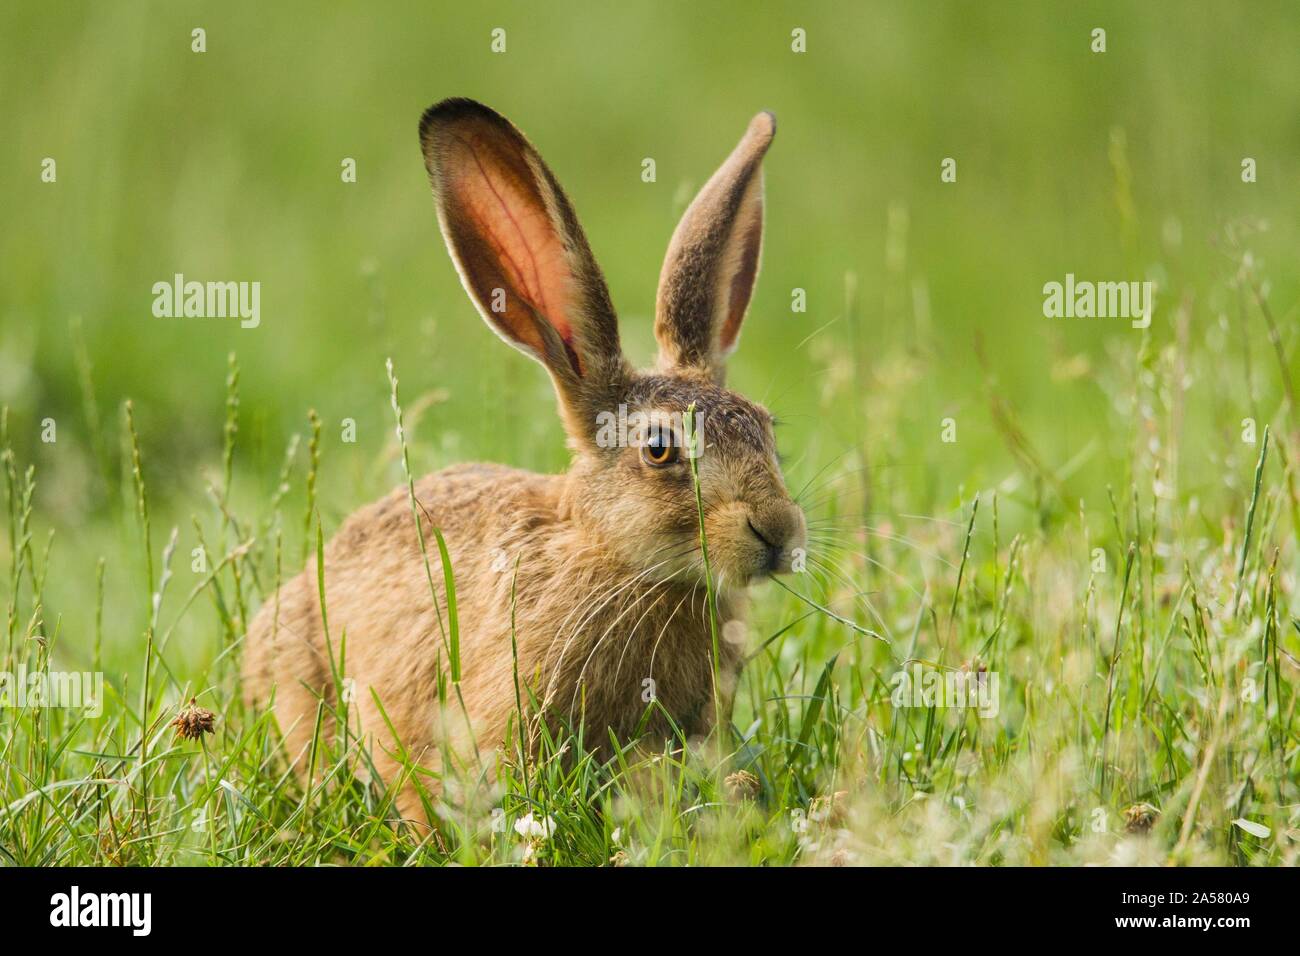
(745, 501), (806, 576)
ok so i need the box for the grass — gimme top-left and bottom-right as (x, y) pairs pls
(2, 261), (1298, 864)
(1, 1), (1298, 866)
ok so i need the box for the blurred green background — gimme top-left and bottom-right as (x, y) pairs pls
(1, 1), (1297, 663)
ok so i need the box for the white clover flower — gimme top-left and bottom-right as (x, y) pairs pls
(514, 812), (557, 840)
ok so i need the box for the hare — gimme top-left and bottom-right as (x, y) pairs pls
(241, 98), (806, 820)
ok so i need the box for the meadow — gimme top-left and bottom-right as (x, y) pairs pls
(1, 1), (1297, 865)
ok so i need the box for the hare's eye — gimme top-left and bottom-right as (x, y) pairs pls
(641, 428), (680, 467)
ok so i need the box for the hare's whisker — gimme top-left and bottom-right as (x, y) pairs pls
(541, 550), (691, 710)
(807, 555), (893, 635)
(569, 570), (684, 718)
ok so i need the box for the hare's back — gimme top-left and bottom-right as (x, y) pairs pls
(324, 461), (558, 572)
(248, 461), (556, 680)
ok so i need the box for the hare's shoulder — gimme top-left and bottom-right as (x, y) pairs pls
(414, 462), (558, 522)
(351, 461), (555, 532)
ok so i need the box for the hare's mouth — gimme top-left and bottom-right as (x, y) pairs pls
(744, 514), (805, 580)
(747, 519), (788, 574)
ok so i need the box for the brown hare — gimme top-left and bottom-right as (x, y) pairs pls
(241, 98), (806, 820)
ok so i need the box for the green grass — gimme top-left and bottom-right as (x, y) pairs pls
(3, 308), (1298, 864)
(2, 1), (1298, 865)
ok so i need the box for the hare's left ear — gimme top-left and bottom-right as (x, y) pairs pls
(654, 111), (775, 384)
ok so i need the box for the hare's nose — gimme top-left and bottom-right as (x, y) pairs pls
(747, 517), (779, 551)
(747, 504), (806, 569)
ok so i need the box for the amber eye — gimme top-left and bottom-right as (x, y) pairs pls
(641, 427), (680, 467)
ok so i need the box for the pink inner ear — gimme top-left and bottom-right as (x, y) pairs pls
(450, 132), (578, 352)
(720, 216), (762, 352)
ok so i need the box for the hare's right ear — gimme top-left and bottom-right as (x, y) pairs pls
(654, 112), (775, 385)
(419, 98), (626, 444)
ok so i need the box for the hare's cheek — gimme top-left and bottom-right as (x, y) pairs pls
(702, 503), (761, 578)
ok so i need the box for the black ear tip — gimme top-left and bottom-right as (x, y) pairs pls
(418, 97), (501, 143)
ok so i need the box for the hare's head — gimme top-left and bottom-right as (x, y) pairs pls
(420, 98), (805, 590)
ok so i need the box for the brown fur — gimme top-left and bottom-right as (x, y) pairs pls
(241, 100), (804, 821)
(655, 111), (774, 383)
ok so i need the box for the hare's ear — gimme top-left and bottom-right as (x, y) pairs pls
(654, 111), (774, 384)
(420, 98), (626, 444)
